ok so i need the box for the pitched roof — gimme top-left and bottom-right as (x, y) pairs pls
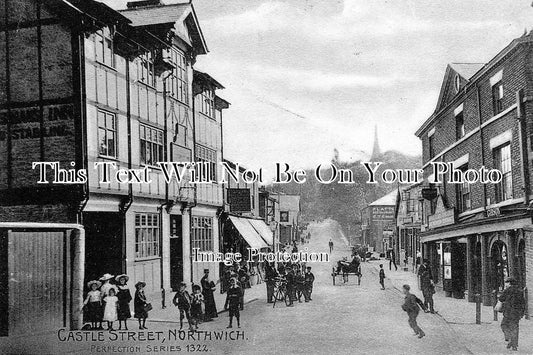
(369, 190), (398, 206)
(449, 63), (484, 80)
(120, 3), (190, 27)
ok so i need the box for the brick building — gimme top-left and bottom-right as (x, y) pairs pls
(415, 32), (533, 311)
(0, 0), (229, 332)
(360, 190), (398, 253)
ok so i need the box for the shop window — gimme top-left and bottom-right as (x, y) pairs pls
(191, 216), (213, 251)
(195, 144), (217, 181)
(95, 28), (114, 68)
(140, 124), (164, 166)
(493, 143), (512, 202)
(135, 213), (160, 259)
(97, 110), (117, 158)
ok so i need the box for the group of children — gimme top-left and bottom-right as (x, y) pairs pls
(83, 273), (150, 331)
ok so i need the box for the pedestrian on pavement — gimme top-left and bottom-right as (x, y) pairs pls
(379, 264), (386, 290)
(115, 274), (132, 330)
(102, 287), (119, 331)
(190, 284), (204, 330)
(417, 260), (435, 313)
(83, 280), (103, 330)
(265, 262), (278, 303)
(172, 282), (193, 331)
(388, 249), (398, 271)
(295, 269), (306, 302)
(328, 239), (334, 254)
(401, 284), (426, 338)
(201, 269), (218, 321)
(285, 267), (295, 306)
(304, 266), (315, 302)
(134, 281), (149, 330)
(238, 267), (250, 310)
(498, 277), (526, 351)
(225, 278), (242, 328)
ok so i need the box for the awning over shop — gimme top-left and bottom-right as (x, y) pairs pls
(420, 216), (530, 243)
(229, 216), (269, 249)
(247, 219), (274, 246)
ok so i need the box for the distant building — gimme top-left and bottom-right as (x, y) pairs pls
(361, 190), (398, 253)
(395, 183), (423, 270)
(272, 194), (301, 245)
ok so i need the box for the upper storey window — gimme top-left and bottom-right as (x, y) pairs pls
(490, 70), (504, 115)
(200, 90), (215, 118)
(428, 128), (436, 159)
(455, 104), (465, 141)
(95, 28), (114, 68)
(166, 49), (189, 104)
(139, 52), (155, 87)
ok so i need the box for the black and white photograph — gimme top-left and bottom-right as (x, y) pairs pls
(0, 0), (532, 354)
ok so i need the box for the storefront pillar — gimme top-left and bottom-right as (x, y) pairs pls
(466, 236), (475, 302)
(481, 234), (491, 306)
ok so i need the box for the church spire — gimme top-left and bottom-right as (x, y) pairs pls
(371, 125), (381, 160)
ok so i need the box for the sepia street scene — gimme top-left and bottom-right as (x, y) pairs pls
(1, 0), (533, 354)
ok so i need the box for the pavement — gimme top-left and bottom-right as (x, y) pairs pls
(367, 260), (533, 354)
(1, 219), (532, 354)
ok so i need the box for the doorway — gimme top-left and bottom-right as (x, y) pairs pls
(169, 215), (183, 292)
(491, 240), (509, 293)
(83, 212), (124, 284)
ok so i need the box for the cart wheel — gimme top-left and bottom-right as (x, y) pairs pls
(284, 292), (292, 306)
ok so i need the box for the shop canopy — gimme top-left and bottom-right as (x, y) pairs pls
(247, 219), (274, 246)
(229, 216), (269, 250)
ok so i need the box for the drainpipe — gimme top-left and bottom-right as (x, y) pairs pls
(516, 89), (530, 204)
(476, 84), (487, 210)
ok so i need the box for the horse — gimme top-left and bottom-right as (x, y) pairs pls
(335, 255), (362, 285)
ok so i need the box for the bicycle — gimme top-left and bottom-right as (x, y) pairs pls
(272, 277), (292, 308)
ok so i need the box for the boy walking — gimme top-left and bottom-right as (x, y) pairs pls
(172, 282), (193, 331)
(224, 278), (242, 328)
(401, 284), (425, 338)
(379, 264), (385, 290)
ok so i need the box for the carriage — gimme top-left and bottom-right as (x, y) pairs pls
(332, 256), (362, 285)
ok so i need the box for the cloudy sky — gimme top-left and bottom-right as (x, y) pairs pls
(102, 0), (533, 178)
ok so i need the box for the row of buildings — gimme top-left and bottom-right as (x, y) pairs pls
(362, 31), (533, 315)
(0, 0), (301, 336)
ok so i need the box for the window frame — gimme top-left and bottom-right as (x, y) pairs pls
(195, 144), (217, 181)
(455, 111), (465, 141)
(95, 28), (115, 68)
(135, 213), (161, 260)
(191, 216), (213, 252)
(200, 90), (215, 119)
(97, 110), (118, 159)
(138, 51), (156, 87)
(493, 143), (513, 203)
(492, 81), (504, 115)
(456, 164), (471, 212)
(140, 124), (164, 167)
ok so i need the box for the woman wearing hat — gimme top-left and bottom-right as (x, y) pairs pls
(201, 269), (218, 321)
(99, 273), (115, 297)
(134, 281), (149, 329)
(83, 280), (103, 329)
(116, 274), (132, 330)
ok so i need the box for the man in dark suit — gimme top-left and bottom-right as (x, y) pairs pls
(499, 277), (526, 351)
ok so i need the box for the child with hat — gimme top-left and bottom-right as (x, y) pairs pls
(83, 280), (103, 329)
(115, 274), (132, 330)
(134, 281), (149, 330)
(172, 282), (193, 331)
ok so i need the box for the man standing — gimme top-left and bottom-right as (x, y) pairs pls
(264, 262), (278, 303)
(401, 284), (425, 338)
(499, 277), (526, 351)
(328, 239), (334, 254)
(200, 269), (218, 321)
(418, 259), (435, 313)
(388, 249), (398, 271)
(304, 266), (315, 301)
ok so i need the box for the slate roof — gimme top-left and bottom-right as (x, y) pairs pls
(120, 3), (190, 27)
(369, 190), (398, 206)
(449, 63), (485, 81)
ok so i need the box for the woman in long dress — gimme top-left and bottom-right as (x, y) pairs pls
(115, 274), (132, 330)
(201, 269), (218, 320)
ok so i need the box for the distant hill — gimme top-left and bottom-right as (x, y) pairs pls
(268, 149), (421, 240)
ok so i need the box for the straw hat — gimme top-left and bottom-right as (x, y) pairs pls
(87, 280), (102, 289)
(115, 274), (129, 283)
(135, 281), (146, 288)
(99, 273), (114, 281)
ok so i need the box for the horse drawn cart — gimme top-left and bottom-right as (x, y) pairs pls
(332, 256), (362, 285)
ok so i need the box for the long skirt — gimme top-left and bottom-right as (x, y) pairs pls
(203, 291), (218, 318)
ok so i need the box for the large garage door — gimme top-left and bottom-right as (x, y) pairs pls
(8, 230), (69, 336)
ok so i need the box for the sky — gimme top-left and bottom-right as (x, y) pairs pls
(101, 0), (533, 179)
